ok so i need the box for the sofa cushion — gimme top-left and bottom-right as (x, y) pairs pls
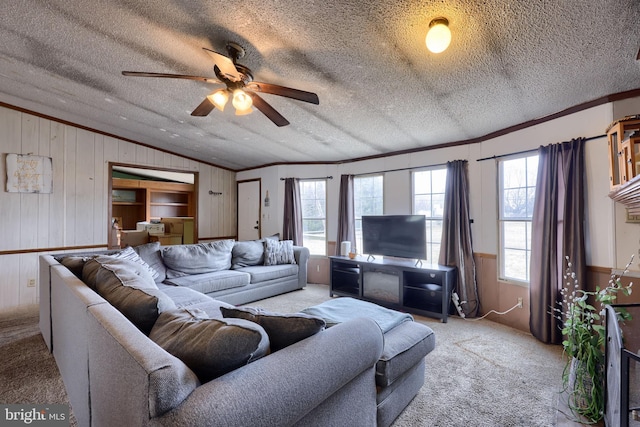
(375, 321), (435, 387)
(162, 240), (235, 276)
(58, 255), (90, 278)
(157, 284), (234, 320)
(164, 270), (250, 294)
(263, 239), (296, 266)
(220, 306), (326, 352)
(235, 264), (298, 284)
(231, 239), (266, 269)
(158, 284), (216, 307)
(113, 245), (160, 281)
(83, 256), (176, 335)
(149, 307), (269, 382)
(134, 241), (167, 282)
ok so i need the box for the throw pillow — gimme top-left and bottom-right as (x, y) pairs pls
(220, 306), (325, 352)
(263, 239), (296, 266)
(134, 241), (167, 282)
(57, 255), (90, 279)
(83, 255), (176, 334)
(161, 240), (235, 275)
(149, 307), (269, 383)
(231, 239), (266, 269)
(114, 246), (160, 281)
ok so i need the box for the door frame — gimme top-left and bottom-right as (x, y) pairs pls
(108, 162), (198, 248)
(236, 178), (262, 240)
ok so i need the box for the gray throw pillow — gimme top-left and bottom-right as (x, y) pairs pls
(149, 307), (269, 382)
(114, 246), (160, 281)
(220, 306), (325, 352)
(134, 241), (167, 282)
(231, 239), (265, 269)
(84, 256), (176, 335)
(161, 240), (235, 275)
(263, 239), (296, 266)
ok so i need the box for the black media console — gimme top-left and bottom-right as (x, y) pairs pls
(329, 256), (457, 322)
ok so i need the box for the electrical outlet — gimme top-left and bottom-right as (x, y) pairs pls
(27, 279), (36, 288)
(517, 297), (523, 308)
(316, 265), (320, 272)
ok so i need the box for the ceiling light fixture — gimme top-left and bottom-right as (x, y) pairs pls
(232, 89), (253, 112)
(235, 106), (253, 116)
(207, 89), (229, 111)
(426, 17), (451, 53)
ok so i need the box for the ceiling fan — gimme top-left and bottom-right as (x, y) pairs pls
(122, 42), (319, 127)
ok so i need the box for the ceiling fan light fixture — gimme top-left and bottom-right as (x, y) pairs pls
(426, 17), (451, 53)
(235, 106), (253, 116)
(232, 89), (253, 111)
(207, 89), (229, 111)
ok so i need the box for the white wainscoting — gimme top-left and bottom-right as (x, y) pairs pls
(0, 105), (237, 312)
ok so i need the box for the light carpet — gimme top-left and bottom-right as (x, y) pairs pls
(0, 283), (566, 427)
(246, 283), (566, 427)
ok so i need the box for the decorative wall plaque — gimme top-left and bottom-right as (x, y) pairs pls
(6, 154), (53, 193)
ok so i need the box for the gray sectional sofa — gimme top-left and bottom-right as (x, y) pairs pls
(39, 238), (434, 426)
(39, 243), (386, 427)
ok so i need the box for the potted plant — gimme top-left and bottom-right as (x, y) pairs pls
(557, 255), (633, 423)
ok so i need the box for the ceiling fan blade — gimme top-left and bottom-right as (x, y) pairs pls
(191, 98), (215, 117)
(202, 47), (241, 81)
(247, 92), (290, 127)
(246, 82), (319, 105)
(122, 71), (221, 84)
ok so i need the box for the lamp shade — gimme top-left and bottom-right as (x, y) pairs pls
(207, 89), (229, 111)
(426, 18), (451, 53)
(232, 89), (253, 111)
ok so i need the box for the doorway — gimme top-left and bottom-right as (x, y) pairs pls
(108, 163), (197, 248)
(237, 179), (261, 241)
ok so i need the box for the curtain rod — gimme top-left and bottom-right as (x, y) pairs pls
(476, 134), (606, 162)
(280, 176), (333, 180)
(353, 162), (449, 176)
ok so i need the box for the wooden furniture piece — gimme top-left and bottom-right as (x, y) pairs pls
(110, 178), (195, 248)
(607, 115), (640, 189)
(605, 303), (640, 427)
(329, 256), (456, 322)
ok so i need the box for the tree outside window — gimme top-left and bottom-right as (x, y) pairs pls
(300, 180), (327, 255)
(412, 168), (447, 262)
(354, 175), (383, 253)
(498, 154), (538, 283)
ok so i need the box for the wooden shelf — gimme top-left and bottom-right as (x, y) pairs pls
(111, 177), (196, 243)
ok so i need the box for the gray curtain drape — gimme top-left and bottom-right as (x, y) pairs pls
(282, 178), (303, 245)
(438, 160), (479, 317)
(336, 175), (356, 255)
(529, 138), (586, 344)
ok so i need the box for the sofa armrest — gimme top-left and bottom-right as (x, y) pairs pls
(155, 317), (384, 427)
(293, 245), (309, 287)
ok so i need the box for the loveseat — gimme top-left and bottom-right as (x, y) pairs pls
(39, 248), (385, 427)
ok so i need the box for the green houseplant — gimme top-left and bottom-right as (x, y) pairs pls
(557, 256), (633, 423)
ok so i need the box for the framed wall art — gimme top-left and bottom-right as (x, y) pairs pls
(6, 154), (53, 193)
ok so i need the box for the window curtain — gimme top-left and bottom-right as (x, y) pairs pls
(529, 138), (586, 344)
(438, 160), (479, 317)
(282, 178), (303, 245)
(336, 175), (356, 255)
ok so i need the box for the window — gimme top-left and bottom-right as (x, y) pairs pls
(498, 154), (538, 283)
(300, 179), (327, 255)
(354, 175), (384, 253)
(412, 168), (447, 262)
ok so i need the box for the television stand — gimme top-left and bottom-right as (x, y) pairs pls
(329, 256), (457, 322)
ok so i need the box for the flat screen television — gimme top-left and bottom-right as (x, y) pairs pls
(362, 215), (427, 260)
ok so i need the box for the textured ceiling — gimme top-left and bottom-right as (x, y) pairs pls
(1, 0), (639, 170)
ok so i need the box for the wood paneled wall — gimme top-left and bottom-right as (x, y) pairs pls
(0, 106), (236, 312)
